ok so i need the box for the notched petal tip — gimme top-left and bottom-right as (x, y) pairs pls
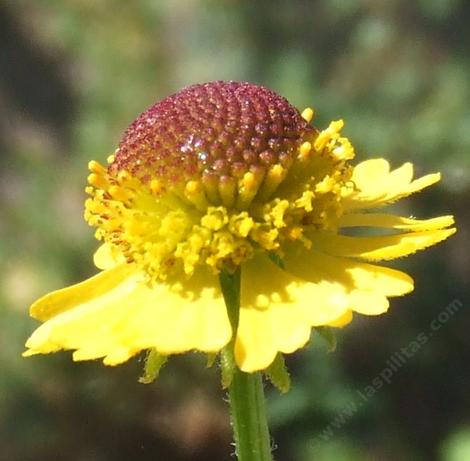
(343, 159), (443, 211)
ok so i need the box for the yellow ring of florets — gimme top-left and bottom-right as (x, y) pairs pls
(85, 111), (355, 281)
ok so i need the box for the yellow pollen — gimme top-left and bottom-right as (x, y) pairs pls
(314, 119), (345, 151)
(218, 177), (237, 208)
(88, 160), (106, 174)
(201, 208), (228, 231)
(150, 179), (164, 196)
(229, 213), (254, 237)
(298, 141), (312, 161)
(271, 200), (289, 228)
(117, 171), (131, 182)
(242, 172), (256, 190)
(108, 185), (133, 202)
(288, 227), (303, 240)
(106, 154), (115, 164)
(301, 107), (314, 123)
(236, 171), (263, 209)
(257, 164), (286, 202)
(186, 180), (199, 194)
(295, 191), (315, 212)
(202, 174), (221, 205)
(184, 180), (209, 211)
(88, 173), (109, 190)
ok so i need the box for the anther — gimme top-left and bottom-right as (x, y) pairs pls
(150, 179), (164, 196)
(202, 171), (221, 205)
(88, 160), (106, 174)
(218, 176), (237, 208)
(301, 107), (314, 123)
(298, 141), (312, 161)
(88, 173), (109, 190)
(257, 164), (287, 202)
(314, 119), (345, 151)
(236, 167), (265, 210)
(184, 180), (210, 211)
(109, 185), (133, 202)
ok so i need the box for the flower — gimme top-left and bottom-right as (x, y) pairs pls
(24, 81), (455, 373)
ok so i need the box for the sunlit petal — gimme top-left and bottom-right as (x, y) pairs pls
(343, 159), (441, 210)
(25, 268), (232, 364)
(309, 228), (456, 261)
(30, 265), (137, 321)
(338, 213), (455, 232)
(234, 254), (395, 371)
(283, 245), (414, 296)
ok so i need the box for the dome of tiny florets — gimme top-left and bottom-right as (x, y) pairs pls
(111, 81), (314, 185)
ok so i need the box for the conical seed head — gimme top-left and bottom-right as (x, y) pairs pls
(111, 81), (314, 185)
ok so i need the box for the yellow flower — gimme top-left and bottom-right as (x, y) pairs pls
(24, 81), (455, 373)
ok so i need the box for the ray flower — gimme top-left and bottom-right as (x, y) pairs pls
(24, 81), (455, 373)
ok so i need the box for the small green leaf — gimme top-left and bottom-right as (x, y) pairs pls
(316, 326), (337, 352)
(265, 353), (291, 393)
(206, 352), (217, 368)
(139, 349), (168, 384)
(220, 347), (236, 389)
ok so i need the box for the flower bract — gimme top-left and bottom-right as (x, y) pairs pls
(24, 81), (455, 372)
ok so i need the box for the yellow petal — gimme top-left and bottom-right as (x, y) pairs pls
(93, 243), (125, 270)
(343, 159), (441, 210)
(25, 267), (232, 364)
(235, 304), (312, 372)
(309, 228), (456, 261)
(327, 310), (353, 327)
(347, 290), (389, 315)
(30, 265), (137, 321)
(234, 257), (357, 372)
(338, 213), (455, 232)
(282, 245), (414, 297)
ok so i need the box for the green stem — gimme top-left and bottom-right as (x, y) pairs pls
(229, 368), (273, 461)
(219, 268), (273, 461)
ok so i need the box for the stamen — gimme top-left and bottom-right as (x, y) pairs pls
(108, 185), (134, 202)
(218, 176), (237, 208)
(88, 160), (106, 174)
(88, 173), (109, 190)
(202, 171), (221, 205)
(257, 164), (287, 202)
(314, 119), (344, 151)
(184, 180), (210, 211)
(150, 179), (164, 196)
(236, 167), (265, 210)
(301, 107), (314, 123)
(298, 141), (312, 161)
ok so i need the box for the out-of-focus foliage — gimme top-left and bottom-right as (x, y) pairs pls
(441, 427), (470, 461)
(0, 1), (468, 460)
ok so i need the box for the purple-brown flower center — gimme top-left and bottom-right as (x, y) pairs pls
(111, 81), (313, 185)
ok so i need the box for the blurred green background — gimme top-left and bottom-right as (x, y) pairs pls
(1, 1), (468, 460)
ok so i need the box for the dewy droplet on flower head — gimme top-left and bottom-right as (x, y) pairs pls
(24, 81), (455, 373)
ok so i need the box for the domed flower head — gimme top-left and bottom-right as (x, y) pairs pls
(24, 81), (455, 373)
